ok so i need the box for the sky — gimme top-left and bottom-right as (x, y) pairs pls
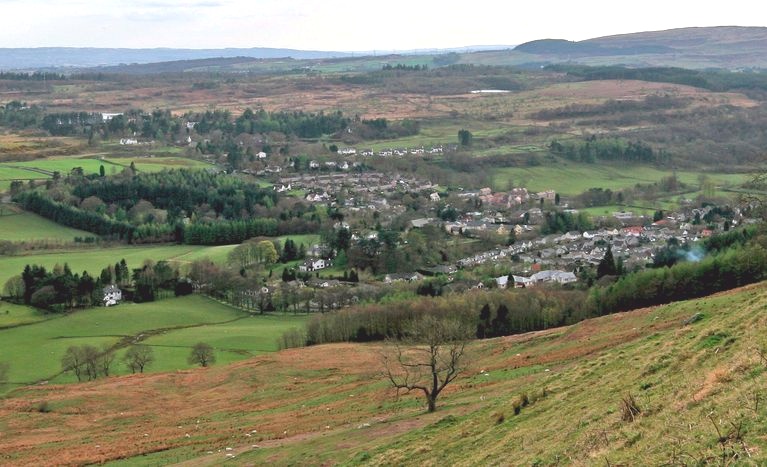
(1, 0), (766, 50)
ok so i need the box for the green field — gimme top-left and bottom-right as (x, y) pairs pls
(101, 156), (213, 173)
(0, 295), (307, 387)
(0, 210), (93, 241)
(492, 162), (751, 196)
(0, 235), (323, 285)
(0, 302), (47, 328)
(0, 244), (233, 286)
(0, 156), (214, 192)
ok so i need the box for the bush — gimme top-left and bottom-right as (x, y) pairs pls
(620, 393), (641, 422)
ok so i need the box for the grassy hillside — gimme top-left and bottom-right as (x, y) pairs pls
(0, 295), (307, 388)
(0, 208), (92, 241)
(0, 244), (234, 286)
(2, 283), (767, 465)
(491, 161), (749, 196)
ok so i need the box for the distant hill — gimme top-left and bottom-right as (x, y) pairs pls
(0, 45), (516, 72)
(479, 26), (767, 69)
(0, 47), (354, 71)
(515, 38), (673, 56)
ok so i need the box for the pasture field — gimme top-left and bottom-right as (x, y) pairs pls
(0, 244), (231, 286)
(0, 209), (92, 241)
(491, 161), (751, 195)
(0, 302), (47, 328)
(0, 235), (323, 285)
(0, 156), (214, 192)
(0, 295), (307, 387)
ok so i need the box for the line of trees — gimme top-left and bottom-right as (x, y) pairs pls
(588, 244), (767, 314)
(549, 137), (669, 165)
(3, 258), (183, 311)
(15, 191), (135, 240)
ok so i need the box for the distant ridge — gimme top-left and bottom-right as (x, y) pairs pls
(0, 45), (515, 71)
(514, 39), (673, 56)
(0, 47), (354, 71)
(512, 26), (767, 68)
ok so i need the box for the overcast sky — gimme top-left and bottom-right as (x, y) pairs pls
(1, 0), (765, 50)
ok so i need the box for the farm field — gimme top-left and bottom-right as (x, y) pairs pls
(0, 302), (46, 328)
(491, 161), (751, 195)
(2, 282), (766, 465)
(0, 156), (214, 192)
(0, 209), (92, 241)
(0, 295), (307, 388)
(0, 244), (231, 286)
(0, 235), (323, 285)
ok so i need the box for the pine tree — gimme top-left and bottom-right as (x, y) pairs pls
(597, 245), (618, 278)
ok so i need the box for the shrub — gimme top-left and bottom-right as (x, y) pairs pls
(620, 393), (641, 422)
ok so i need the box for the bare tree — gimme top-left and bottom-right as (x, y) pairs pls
(97, 344), (117, 377)
(123, 345), (154, 374)
(383, 315), (471, 413)
(188, 342), (216, 367)
(61, 346), (86, 382)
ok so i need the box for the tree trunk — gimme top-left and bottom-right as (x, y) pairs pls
(427, 394), (436, 413)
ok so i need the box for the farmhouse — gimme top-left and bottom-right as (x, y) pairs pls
(103, 285), (122, 307)
(299, 258), (329, 272)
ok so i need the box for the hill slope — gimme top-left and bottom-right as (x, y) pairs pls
(488, 26), (767, 69)
(2, 283), (767, 465)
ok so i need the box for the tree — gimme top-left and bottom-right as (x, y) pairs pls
(61, 345), (87, 382)
(458, 129), (472, 147)
(3, 275), (25, 300)
(597, 244), (618, 278)
(123, 345), (154, 374)
(188, 342), (216, 367)
(255, 240), (279, 265)
(97, 344), (117, 377)
(383, 315), (471, 413)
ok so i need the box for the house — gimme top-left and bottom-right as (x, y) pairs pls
(530, 270), (577, 285)
(409, 218), (435, 229)
(495, 275), (509, 289)
(512, 275), (533, 288)
(103, 285), (122, 307)
(430, 192), (441, 202)
(299, 258), (329, 272)
(384, 272), (423, 284)
(256, 151), (267, 159)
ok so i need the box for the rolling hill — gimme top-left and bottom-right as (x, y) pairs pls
(508, 26), (767, 69)
(2, 282), (766, 465)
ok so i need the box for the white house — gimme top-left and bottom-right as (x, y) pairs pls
(299, 258), (328, 272)
(103, 285), (122, 307)
(256, 151), (267, 159)
(530, 270), (577, 285)
(430, 192), (441, 202)
(495, 275), (509, 289)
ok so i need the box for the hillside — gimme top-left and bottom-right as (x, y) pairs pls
(2, 283), (766, 465)
(479, 26), (767, 69)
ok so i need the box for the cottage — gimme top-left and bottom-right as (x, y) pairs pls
(299, 258), (329, 272)
(495, 275), (509, 289)
(430, 192), (441, 202)
(384, 272), (423, 284)
(103, 285), (122, 307)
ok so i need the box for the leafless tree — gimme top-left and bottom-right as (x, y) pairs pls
(188, 342), (216, 367)
(97, 344), (117, 377)
(123, 344), (154, 374)
(383, 315), (471, 413)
